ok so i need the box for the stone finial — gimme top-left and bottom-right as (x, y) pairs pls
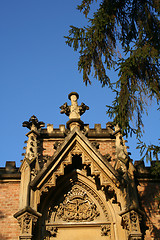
(23, 115), (45, 131)
(60, 92), (89, 120)
(22, 116), (44, 161)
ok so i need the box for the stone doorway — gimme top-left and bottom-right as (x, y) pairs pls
(36, 174), (114, 240)
(44, 225), (112, 240)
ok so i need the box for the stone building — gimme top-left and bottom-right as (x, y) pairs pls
(0, 92), (159, 240)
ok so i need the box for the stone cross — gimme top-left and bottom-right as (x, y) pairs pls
(60, 92), (89, 120)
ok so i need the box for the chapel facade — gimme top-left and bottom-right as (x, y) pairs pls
(0, 92), (159, 240)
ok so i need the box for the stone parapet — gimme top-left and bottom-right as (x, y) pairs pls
(0, 161), (20, 180)
(134, 161), (160, 180)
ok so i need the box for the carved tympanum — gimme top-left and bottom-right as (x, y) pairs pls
(49, 187), (100, 222)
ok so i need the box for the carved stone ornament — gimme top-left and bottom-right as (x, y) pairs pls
(130, 211), (138, 232)
(50, 187), (100, 222)
(60, 92), (89, 120)
(22, 115), (45, 130)
(46, 226), (58, 238)
(122, 213), (130, 231)
(77, 182), (110, 220)
(101, 224), (111, 237)
(31, 168), (38, 177)
(17, 213), (37, 235)
(122, 210), (142, 239)
(19, 214), (31, 234)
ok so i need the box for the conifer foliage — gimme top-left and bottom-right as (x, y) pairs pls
(65, 0), (160, 139)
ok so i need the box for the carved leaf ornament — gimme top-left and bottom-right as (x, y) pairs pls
(55, 187), (100, 222)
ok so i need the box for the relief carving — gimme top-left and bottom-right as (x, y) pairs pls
(40, 141), (117, 197)
(48, 187), (100, 222)
(122, 213), (130, 231)
(18, 213), (32, 234)
(17, 213), (38, 236)
(77, 182), (110, 220)
(92, 163), (101, 175)
(23, 214), (32, 234)
(101, 224), (111, 237)
(43, 155), (53, 164)
(56, 187), (99, 221)
(31, 168), (38, 177)
(46, 226), (58, 238)
(130, 211), (138, 232)
(83, 153), (91, 164)
(122, 211), (142, 239)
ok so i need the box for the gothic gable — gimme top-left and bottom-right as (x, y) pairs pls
(30, 127), (119, 194)
(13, 92), (144, 240)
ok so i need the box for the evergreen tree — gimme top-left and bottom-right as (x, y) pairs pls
(65, 0), (160, 162)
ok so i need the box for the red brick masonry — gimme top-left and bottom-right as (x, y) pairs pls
(0, 181), (20, 240)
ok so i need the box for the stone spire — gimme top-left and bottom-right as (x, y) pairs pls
(60, 92), (89, 130)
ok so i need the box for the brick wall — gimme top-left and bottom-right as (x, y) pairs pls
(137, 181), (160, 240)
(43, 139), (116, 158)
(0, 181), (20, 240)
(42, 139), (116, 167)
(43, 140), (56, 156)
(98, 140), (116, 167)
(98, 140), (115, 158)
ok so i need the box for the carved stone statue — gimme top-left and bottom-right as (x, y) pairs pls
(60, 92), (89, 120)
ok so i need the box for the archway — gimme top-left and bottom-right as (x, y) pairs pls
(35, 171), (120, 240)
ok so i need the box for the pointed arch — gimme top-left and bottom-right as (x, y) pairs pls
(35, 170), (126, 240)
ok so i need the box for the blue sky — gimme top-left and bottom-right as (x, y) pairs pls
(0, 0), (159, 167)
